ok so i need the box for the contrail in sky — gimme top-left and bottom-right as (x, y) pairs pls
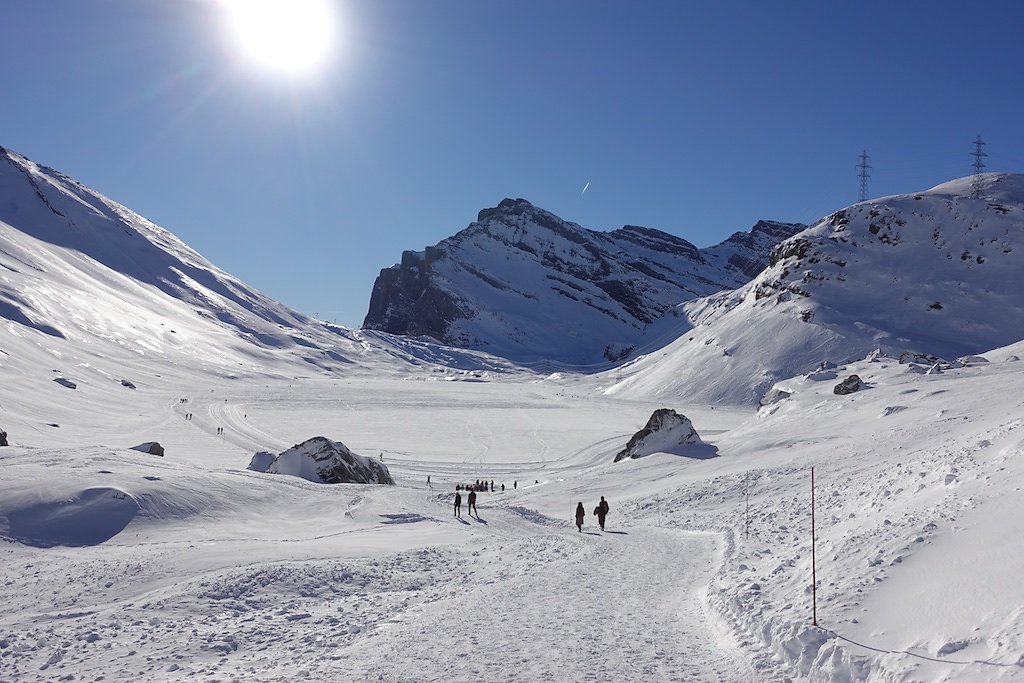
(582, 181), (590, 194)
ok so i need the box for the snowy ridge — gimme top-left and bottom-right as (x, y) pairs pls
(364, 198), (802, 364)
(615, 173), (1024, 405)
(0, 146), (526, 386)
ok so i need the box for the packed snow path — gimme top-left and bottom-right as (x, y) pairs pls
(0, 487), (750, 682)
(338, 522), (749, 682)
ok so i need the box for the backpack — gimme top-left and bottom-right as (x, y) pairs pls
(594, 506), (600, 516)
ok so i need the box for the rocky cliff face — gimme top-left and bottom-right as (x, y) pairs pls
(363, 198), (803, 364)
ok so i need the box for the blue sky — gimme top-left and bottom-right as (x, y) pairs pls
(3, 1), (1023, 326)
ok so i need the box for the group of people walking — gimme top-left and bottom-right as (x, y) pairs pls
(575, 496), (610, 532)
(452, 488), (479, 517)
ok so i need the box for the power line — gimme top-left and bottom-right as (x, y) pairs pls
(856, 150), (872, 202)
(970, 135), (987, 199)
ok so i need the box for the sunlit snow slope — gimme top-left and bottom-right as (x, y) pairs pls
(0, 146), (517, 388)
(617, 174), (1024, 405)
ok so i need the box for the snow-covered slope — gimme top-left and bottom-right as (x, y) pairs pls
(616, 174), (1024, 405)
(0, 146), (519, 385)
(363, 198), (802, 364)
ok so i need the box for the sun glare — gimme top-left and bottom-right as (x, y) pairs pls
(221, 0), (336, 76)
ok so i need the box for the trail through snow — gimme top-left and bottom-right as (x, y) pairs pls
(339, 521), (749, 682)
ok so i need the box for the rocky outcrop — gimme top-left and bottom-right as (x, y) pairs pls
(363, 198), (803, 363)
(614, 409), (704, 461)
(131, 442), (164, 456)
(833, 375), (864, 395)
(263, 436), (394, 485)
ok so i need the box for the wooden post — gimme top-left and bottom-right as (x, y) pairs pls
(811, 466), (817, 626)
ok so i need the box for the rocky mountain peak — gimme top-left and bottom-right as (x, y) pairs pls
(363, 201), (803, 364)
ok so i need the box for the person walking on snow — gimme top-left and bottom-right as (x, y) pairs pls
(427, 475), (431, 488)
(454, 491), (462, 517)
(575, 502), (585, 532)
(468, 489), (478, 516)
(596, 496), (610, 531)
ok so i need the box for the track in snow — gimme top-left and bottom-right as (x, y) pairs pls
(337, 523), (750, 682)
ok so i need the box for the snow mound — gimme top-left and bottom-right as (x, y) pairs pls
(3, 487), (139, 547)
(247, 450), (277, 472)
(265, 437), (395, 485)
(614, 408), (710, 461)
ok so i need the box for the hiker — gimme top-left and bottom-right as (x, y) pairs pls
(468, 489), (478, 516)
(514, 480), (517, 490)
(454, 492), (462, 517)
(596, 496), (610, 531)
(575, 502), (585, 532)
(490, 480), (494, 492)
(501, 483), (505, 492)
(427, 475), (431, 488)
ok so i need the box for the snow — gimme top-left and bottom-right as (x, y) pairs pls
(1, 151), (1023, 681)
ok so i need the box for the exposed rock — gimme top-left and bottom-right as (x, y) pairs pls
(363, 198), (802, 362)
(53, 377), (77, 390)
(131, 442), (164, 457)
(265, 436), (394, 485)
(0, 430), (7, 446)
(927, 362), (943, 375)
(899, 351), (944, 366)
(833, 375), (864, 395)
(247, 451), (277, 473)
(614, 409), (704, 462)
(120, 379), (136, 389)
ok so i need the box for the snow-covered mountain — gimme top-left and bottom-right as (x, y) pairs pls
(615, 173), (1024, 405)
(0, 146), (512, 385)
(362, 197), (803, 364)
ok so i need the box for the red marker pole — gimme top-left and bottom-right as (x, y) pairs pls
(811, 466), (817, 627)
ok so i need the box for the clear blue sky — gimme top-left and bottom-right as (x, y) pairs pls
(3, 1), (1023, 327)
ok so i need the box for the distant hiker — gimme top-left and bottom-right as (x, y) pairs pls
(454, 492), (462, 517)
(596, 496), (610, 531)
(501, 483), (505, 492)
(514, 480), (517, 490)
(575, 502), (585, 532)
(490, 480), (494, 492)
(427, 475), (432, 488)
(468, 489), (478, 516)
(379, 453), (384, 461)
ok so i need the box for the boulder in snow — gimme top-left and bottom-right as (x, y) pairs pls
(247, 451), (277, 473)
(0, 430), (7, 446)
(53, 377), (77, 390)
(120, 379), (137, 389)
(926, 362), (943, 375)
(614, 409), (709, 461)
(131, 442), (164, 457)
(833, 375), (864, 395)
(265, 436), (395, 485)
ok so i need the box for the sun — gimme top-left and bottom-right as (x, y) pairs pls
(220, 0), (337, 76)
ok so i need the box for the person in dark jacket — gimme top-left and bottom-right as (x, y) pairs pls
(468, 489), (478, 516)
(596, 496), (609, 530)
(575, 502), (585, 532)
(454, 492), (462, 517)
